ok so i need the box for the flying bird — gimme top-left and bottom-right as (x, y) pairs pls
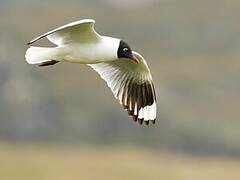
(25, 19), (156, 125)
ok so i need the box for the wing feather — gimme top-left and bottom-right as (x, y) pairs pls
(27, 19), (100, 45)
(88, 52), (157, 125)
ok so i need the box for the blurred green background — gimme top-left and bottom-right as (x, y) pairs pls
(1, 0), (240, 179)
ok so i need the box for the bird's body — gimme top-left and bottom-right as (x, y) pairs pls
(63, 36), (119, 64)
(25, 19), (156, 125)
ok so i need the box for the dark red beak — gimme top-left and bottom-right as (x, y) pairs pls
(131, 54), (139, 63)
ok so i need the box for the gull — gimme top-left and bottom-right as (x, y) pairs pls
(25, 19), (156, 125)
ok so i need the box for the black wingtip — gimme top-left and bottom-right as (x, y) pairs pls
(38, 60), (59, 67)
(151, 119), (156, 124)
(138, 118), (143, 125)
(144, 121), (149, 125)
(128, 110), (134, 116)
(132, 115), (138, 122)
(130, 116), (156, 126)
(26, 41), (32, 46)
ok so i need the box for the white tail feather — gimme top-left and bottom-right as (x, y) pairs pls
(25, 46), (60, 64)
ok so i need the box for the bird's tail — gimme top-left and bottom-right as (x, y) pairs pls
(25, 46), (62, 65)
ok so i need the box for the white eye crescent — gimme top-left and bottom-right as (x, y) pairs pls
(123, 47), (129, 52)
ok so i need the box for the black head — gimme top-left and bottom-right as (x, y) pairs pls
(117, 40), (134, 59)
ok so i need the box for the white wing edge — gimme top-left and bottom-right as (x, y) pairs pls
(27, 19), (95, 45)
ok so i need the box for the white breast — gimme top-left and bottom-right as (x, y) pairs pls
(62, 36), (120, 64)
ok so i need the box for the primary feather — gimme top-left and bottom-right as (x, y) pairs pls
(88, 51), (156, 124)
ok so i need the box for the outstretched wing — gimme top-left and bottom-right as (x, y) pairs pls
(88, 51), (156, 125)
(27, 19), (100, 46)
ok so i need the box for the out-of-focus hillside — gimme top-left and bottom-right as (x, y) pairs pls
(0, 143), (240, 180)
(0, 0), (240, 156)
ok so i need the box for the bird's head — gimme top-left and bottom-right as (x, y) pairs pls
(117, 40), (139, 63)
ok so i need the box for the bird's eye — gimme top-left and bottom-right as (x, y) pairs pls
(123, 47), (129, 52)
(117, 40), (133, 59)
